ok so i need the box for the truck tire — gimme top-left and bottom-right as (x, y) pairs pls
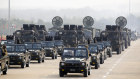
(117, 48), (120, 54)
(55, 55), (57, 59)
(3, 64), (8, 75)
(38, 57), (42, 63)
(21, 60), (25, 68)
(52, 55), (55, 59)
(95, 63), (99, 69)
(122, 44), (124, 51)
(59, 71), (64, 77)
(84, 68), (88, 77)
(42, 57), (45, 62)
(88, 67), (91, 75)
(109, 51), (112, 57)
(26, 60), (30, 67)
(100, 57), (104, 64)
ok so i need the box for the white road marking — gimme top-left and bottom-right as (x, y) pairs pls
(102, 42), (137, 79)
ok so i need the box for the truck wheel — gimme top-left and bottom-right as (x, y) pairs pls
(21, 59), (26, 68)
(59, 71), (64, 77)
(38, 57), (42, 63)
(109, 52), (112, 57)
(95, 63), (99, 69)
(52, 55), (55, 59)
(3, 64), (8, 75)
(55, 54), (57, 59)
(42, 57), (45, 62)
(21, 62), (25, 68)
(100, 58), (103, 64)
(84, 68), (88, 77)
(26, 61), (30, 67)
(88, 68), (90, 75)
(117, 48), (120, 54)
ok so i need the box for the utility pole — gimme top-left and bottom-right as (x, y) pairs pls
(8, 0), (10, 35)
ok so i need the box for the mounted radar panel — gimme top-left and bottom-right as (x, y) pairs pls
(52, 16), (63, 27)
(83, 16), (94, 27)
(115, 16), (127, 28)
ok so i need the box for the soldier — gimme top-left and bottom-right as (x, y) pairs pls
(85, 45), (90, 57)
(1, 44), (8, 56)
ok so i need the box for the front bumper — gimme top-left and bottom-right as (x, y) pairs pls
(45, 50), (54, 57)
(60, 66), (86, 73)
(9, 56), (23, 65)
(90, 60), (97, 66)
(31, 53), (39, 60)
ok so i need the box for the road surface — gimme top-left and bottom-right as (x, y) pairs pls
(1, 40), (140, 79)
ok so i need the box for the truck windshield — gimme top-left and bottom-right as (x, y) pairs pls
(75, 49), (87, 58)
(55, 41), (63, 46)
(88, 46), (98, 53)
(15, 46), (26, 52)
(25, 44), (32, 49)
(6, 46), (15, 52)
(97, 45), (103, 50)
(63, 49), (74, 57)
(33, 44), (41, 49)
(42, 42), (54, 47)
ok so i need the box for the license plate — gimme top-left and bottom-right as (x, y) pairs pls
(92, 62), (95, 64)
(70, 69), (75, 71)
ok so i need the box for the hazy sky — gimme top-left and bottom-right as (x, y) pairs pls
(0, 0), (140, 16)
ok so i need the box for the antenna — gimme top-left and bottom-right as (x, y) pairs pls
(52, 16), (63, 27)
(83, 16), (94, 27)
(115, 16), (127, 28)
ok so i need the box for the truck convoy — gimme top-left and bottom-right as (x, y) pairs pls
(0, 16), (133, 77)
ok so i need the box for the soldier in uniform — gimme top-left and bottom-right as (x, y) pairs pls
(1, 44), (8, 56)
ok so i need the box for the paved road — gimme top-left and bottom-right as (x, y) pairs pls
(1, 40), (140, 79)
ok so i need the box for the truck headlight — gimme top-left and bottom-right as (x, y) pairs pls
(82, 62), (85, 66)
(61, 63), (65, 66)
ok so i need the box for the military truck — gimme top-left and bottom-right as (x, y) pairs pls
(61, 25), (78, 47)
(0, 46), (9, 75)
(77, 25), (86, 44)
(103, 41), (112, 57)
(83, 16), (96, 43)
(14, 24), (37, 44)
(25, 42), (45, 63)
(34, 25), (47, 42)
(105, 25), (123, 54)
(41, 41), (57, 59)
(6, 44), (31, 68)
(93, 37), (108, 60)
(123, 28), (131, 49)
(14, 24), (47, 44)
(88, 44), (100, 69)
(48, 16), (63, 37)
(54, 36), (64, 56)
(59, 48), (91, 77)
(96, 43), (105, 64)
